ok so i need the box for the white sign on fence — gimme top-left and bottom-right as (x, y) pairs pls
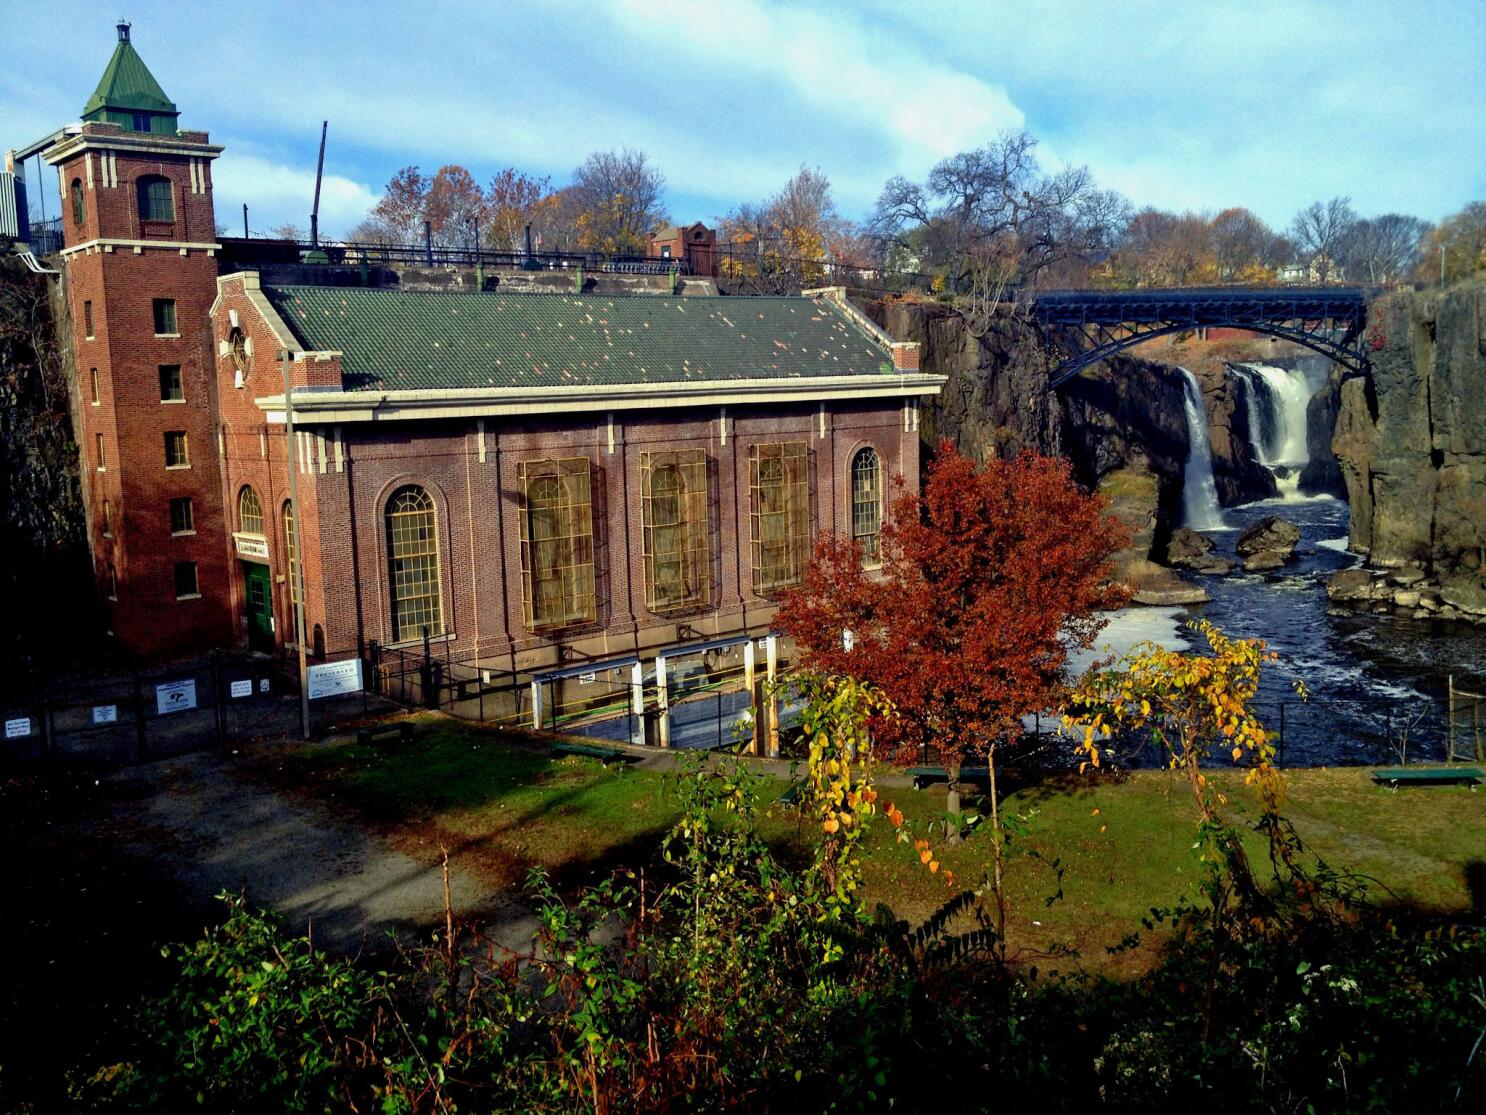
(92, 704), (119, 724)
(307, 658), (362, 700)
(578, 672), (597, 684)
(155, 679), (198, 715)
(259, 678), (271, 693)
(229, 679), (252, 699)
(4, 717), (31, 739)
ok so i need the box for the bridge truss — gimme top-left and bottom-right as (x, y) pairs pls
(1032, 287), (1372, 388)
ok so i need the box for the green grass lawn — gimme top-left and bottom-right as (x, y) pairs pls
(256, 717), (1486, 973)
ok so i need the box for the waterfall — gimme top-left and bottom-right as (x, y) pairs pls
(1178, 369), (1226, 530)
(1235, 362), (1325, 499)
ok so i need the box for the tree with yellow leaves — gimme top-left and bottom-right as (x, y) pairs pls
(1064, 620), (1306, 907)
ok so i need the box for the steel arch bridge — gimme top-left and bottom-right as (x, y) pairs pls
(1031, 286), (1373, 389)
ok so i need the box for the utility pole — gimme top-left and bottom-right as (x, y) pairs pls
(310, 121), (327, 248)
(281, 348), (311, 740)
(242, 203), (249, 238)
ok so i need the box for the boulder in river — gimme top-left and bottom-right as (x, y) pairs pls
(1236, 516), (1301, 572)
(1165, 527), (1236, 575)
(1326, 568), (1379, 602)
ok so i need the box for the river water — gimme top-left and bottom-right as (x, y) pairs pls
(1085, 489), (1486, 769)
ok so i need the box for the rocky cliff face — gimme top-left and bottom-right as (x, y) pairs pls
(1334, 282), (1486, 574)
(863, 298), (1210, 601)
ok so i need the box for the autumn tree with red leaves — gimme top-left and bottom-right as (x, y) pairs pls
(777, 442), (1126, 955)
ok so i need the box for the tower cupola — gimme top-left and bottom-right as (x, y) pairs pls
(81, 21), (180, 135)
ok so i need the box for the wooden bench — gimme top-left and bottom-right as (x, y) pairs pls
(356, 721), (414, 747)
(1371, 766), (1482, 789)
(907, 765), (991, 790)
(552, 741), (625, 764)
(778, 780), (805, 806)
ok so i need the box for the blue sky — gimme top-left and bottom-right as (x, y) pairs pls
(5, 0), (1483, 239)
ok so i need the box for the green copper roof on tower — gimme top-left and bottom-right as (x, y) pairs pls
(82, 22), (180, 134)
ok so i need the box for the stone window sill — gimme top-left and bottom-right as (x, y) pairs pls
(161, 398), (186, 404)
(155, 332), (181, 339)
(165, 463), (191, 471)
(385, 632), (455, 651)
(175, 593), (202, 601)
(171, 529), (196, 538)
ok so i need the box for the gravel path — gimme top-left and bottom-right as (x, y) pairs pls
(109, 749), (540, 954)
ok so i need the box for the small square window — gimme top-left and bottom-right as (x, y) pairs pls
(90, 367), (100, 405)
(84, 301), (95, 339)
(159, 364), (183, 402)
(174, 561), (198, 599)
(102, 498), (113, 536)
(164, 431), (189, 468)
(153, 298), (178, 336)
(95, 432), (105, 471)
(170, 497), (194, 535)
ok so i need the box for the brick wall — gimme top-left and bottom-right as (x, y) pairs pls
(54, 126), (230, 658)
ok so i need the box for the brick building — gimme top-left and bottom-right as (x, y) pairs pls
(37, 22), (231, 656)
(211, 279), (940, 700)
(18, 24), (945, 701)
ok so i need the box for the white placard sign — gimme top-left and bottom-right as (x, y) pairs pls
(230, 679), (252, 699)
(4, 717), (31, 739)
(92, 704), (119, 724)
(155, 679), (198, 715)
(578, 672), (597, 684)
(307, 658), (363, 700)
(258, 678), (271, 693)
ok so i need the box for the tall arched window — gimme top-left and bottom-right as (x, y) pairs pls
(238, 486), (264, 535)
(641, 449), (710, 611)
(851, 447), (882, 565)
(136, 175), (174, 222)
(385, 486), (443, 641)
(283, 500), (303, 640)
(70, 178), (84, 227)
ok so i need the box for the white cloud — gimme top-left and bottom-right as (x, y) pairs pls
(210, 149), (378, 238)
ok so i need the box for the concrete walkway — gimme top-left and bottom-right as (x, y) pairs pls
(109, 749), (540, 954)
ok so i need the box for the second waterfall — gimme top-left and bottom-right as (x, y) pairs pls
(1178, 368), (1226, 530)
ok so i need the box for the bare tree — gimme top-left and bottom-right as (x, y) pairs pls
(1289, 197), (1358, 282)
(868, 129), (1127, 314)
(1342, 213), (1430, 284)
(568, 149), (668, 254)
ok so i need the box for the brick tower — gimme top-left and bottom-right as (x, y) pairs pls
(45, 22), (230, 657)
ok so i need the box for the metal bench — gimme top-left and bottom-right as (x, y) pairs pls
(552, 741), (625, 764)
(907, 765), (991, 790)
(1371, 766), (1482, 789)
(355, 721), (414, 747)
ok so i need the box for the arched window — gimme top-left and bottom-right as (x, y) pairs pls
(136, 175), (174, 222)
(70, 178), (84, 227)
(518, 458), (595, 628)
(238, 486), (264, 535)
(641, 450), (710, 611)
(851, 447), (882, 565)
(385, 486), (443, 641)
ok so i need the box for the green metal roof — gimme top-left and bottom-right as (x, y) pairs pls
(261, 287), (897, 392)
(82, 26), (178, 120)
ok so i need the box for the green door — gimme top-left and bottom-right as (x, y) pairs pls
(243, 562), (274, 652)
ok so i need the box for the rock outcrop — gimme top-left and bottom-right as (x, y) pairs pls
(1334, 281), (1486, 574)
(1326, 566), (1486, 625)
(1236, 516), (1301, 572)
(1300, 362), (1346, 495)
(1165, 527), (1236, 575)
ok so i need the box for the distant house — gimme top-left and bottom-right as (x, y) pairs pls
(648, 222), (717, 277)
